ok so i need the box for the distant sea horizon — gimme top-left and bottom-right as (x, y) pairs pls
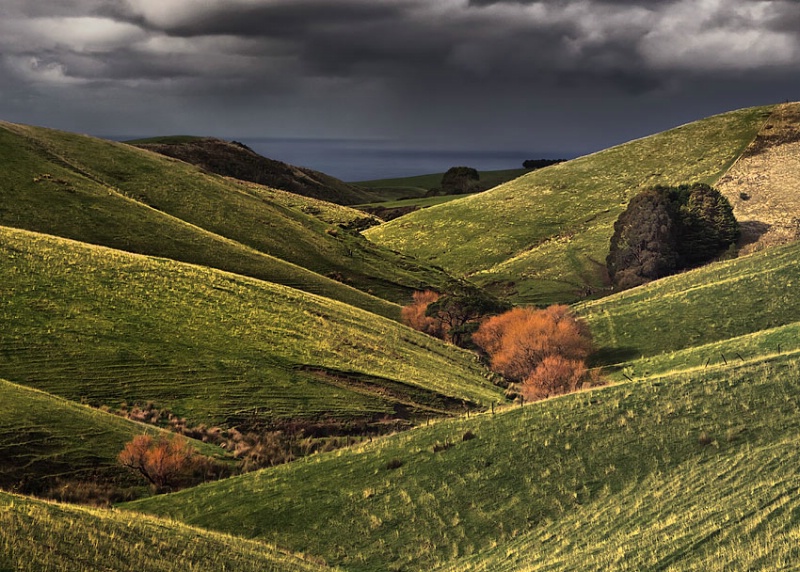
(239, 138), (574, 182)
(112, 134), (574, 182)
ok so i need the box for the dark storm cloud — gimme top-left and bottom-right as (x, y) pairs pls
(1, 0), (799, 148)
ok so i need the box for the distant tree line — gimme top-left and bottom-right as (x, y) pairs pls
(607, 183), (739, 290)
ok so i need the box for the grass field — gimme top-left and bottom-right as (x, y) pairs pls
(0, 226), (501, 429)
(0, 121), (453, 308)
(353, 168), (530, 200)
(438, 426), (800, 571)
(579, 239), (800, 365)
(0, 491), (334, 572)
(0, 378), (227, 496)
(366, 106), (773, 305)
(124, 351), (800, 571)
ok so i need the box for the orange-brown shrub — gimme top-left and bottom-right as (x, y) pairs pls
(521, 355), (588, 401)
(400, 290), (444, 337)
(118, 434), (195, 491)
(473, 305), (592, 382)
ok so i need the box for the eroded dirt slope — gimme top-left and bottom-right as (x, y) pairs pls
(717, 102), (800, 253)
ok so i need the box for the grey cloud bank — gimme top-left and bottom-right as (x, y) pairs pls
(1, 0), (799, 176)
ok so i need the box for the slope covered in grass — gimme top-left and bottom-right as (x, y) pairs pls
(0, 378), (225, 496)
(439, 427), (800, 572)
(0, 491), (332, 572)
(125, 352), (800, 572)
(134, 136), (376, 205)
(579, 239), (800, 365)
(0, 121), (452, 309)
(366, 106), (772, 304)
(0, 226), (501, 429)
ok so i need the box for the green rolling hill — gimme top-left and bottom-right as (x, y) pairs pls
(123, 208), (800, 570)
(0, 491), (333, 572)
(0, 226), (501, 432)
(0, 378), (226, 498)
(124, 354), (800, 572)
(366, 106), (774, 305)
(578, 239), (800, 369)
(5, 103), (800, 571)
(0, 121), (452, 312)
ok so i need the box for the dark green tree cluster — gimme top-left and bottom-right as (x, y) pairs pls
(438, 166), (481, 195)
(425, 285), (510, 348)
(607, 183), (738, 289)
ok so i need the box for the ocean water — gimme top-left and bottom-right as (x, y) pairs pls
(238, 137), (566, 182)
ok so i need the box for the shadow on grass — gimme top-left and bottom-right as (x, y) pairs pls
(590, 346), (641, 368)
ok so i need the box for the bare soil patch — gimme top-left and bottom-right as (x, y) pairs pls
(717, 102), (800, 253)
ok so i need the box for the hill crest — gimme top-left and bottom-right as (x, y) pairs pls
(134, 136), (377, 205)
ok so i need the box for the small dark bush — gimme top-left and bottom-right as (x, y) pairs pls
(386, 459), (404, 470)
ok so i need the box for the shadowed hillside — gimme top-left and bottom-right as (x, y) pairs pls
(0, 226), (501, 433)
(0, 378), (227, 500)
(133, 136), (377, 205)
(366, 106), (774, 305)
(0, 121), (454, 312)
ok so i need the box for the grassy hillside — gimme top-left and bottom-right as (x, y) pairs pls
(0, 121), (452, 309)
(366, 106), (772, 305)
(0, 491), (333, 572)
(354, 168), (529, 200)
(438, 425), (800, 571)
(134, 137), (377, 205)
(124, 353), (800, 571)
(0, 226), (501, 430)
(0, 378), (227, 497)
(579, 239), (800, 365)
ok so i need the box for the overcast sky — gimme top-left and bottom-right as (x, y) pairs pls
(2, 0), (799, 167)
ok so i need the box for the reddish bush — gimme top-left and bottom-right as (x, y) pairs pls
(400, 290), (444, 337)
(118, 434), (195, 490)
(521, 355), (588, 401)
(473, 305), (592, 382)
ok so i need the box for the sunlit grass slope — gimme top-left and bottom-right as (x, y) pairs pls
(0, 378), (223, 493)
(366, 106), (772, 304)
(579, 239), (800, 367)
(0, 121), (452, 309)
(438, 426), (800, 572)
(125, 353), (800, 572)
(0, 491), (333, 572)
(0, 226), (501, 427)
